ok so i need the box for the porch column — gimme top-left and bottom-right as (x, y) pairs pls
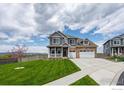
(120, 47), (122, 55)
(48, 48), (50, 58)
(61, 47), (63, 57)
(55, 47), (56, 57)
(122, 48), (124, 54)
(118, 47), (120, 56)
(112, 48), (113, 56)
(68, 47), (69, 58)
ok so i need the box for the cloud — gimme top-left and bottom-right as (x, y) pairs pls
(1, 3), (124, 40)
(0, 4), (124, 53)
(0, 44), (48, 53)
(0, 4), (37, 42)
(0, 45), (14, 52)
(0, 32), (8, 39)
(34, 4), (63, 34)
(27, 46), (48, 53)
(34, 3), (124, 36)
(95, 7), (124, 35)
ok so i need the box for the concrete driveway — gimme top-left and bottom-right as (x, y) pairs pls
(71, 58), (124, 85)
(46, 58), (124, 85)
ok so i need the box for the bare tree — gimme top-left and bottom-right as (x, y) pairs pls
(10, 44), (28, 62)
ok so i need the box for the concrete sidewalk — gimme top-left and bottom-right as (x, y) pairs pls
(46, 58), (124, 85)
(46, 71), (86, 85)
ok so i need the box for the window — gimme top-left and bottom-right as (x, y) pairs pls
(80, 41), (83, 45)
(56, 48), (61, 54)
(90, 50), (93, 52)
(80, 50), (83, 52)
(84, 40), (89, 45)
(70, 50), (75, 52)
(123, 39), (124, 45)
(52, 38), (60, 44)
(69, 39), (75, 45)
(113, 39), (120, 45)
(50, 48), (55, 54)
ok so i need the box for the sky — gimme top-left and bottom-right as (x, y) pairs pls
(0, 3), (124, 53)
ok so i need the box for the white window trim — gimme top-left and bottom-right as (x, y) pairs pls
(123, 39), (124, 45)
(52, 38), (60, 45)
(80, 41), (83, 45)
(56, 48), (61, 54)
(84, 40), (89, 45)
(50, 48), (55, 55)
(69, 39), (75, 45)
(113, 39), (120, 45)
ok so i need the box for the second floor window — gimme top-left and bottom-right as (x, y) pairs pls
(69, 39), (75, 45)
(113, 40), (120, 45)
(52, 38), (60, 44)
(84, 40), (89, 45)
(80, 41), (83, 45)
(121, 39), (124, 45)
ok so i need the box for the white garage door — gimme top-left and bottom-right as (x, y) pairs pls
(80, 51), (95, 58)
(69, 52), (76, 58)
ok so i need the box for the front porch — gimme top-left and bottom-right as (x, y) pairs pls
(111, 47), (124, 56)
(48, 47), (68, 58)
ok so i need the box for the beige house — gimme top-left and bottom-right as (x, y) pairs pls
(47, 31), (97, 58)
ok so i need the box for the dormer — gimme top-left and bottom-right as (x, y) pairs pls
(84, 39), (89, 45)
(79, 39), (89, 46)
(68, 39), (76, 45)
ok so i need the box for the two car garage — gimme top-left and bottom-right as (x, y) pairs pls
(69, 50), (95, 58)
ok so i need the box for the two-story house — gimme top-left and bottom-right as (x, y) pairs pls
(47, 31), (97, 58)
(103, 34), (124, 56)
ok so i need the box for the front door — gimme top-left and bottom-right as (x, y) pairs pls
(63, 47), (68, 57)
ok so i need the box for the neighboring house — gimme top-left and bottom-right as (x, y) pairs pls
(47, 31), (97, 58)
(103, 34), (124, 56)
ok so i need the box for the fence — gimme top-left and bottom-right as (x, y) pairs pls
(0, 54), (48, 64)
(20, 54), (48, 62)
(0, 58), (18, 64)
(95, 53), (109, 58)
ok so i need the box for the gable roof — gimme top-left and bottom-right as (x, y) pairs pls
(49, 31), (97, 47)
(57, 31), (80, 38)
(112, 33), (124, 39)
(103, 33), (124, 45)
(57, 31), (68, 38)
(49, 31), (67, 38)
(81, 38), (98, 47)
(49, 31), (80, 39)
(65, 34), (80, 39)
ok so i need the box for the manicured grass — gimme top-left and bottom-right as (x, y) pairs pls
(0, 59), (80, 85)
(71, 75), (99, 85)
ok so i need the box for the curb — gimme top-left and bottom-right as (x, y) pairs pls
(110, 68), (124, 85)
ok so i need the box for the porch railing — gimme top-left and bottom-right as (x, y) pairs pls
(50, 53), (62, 57)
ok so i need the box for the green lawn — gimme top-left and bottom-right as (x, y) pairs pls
(0, 59), (80, 85)
(71, 75), (99, 85)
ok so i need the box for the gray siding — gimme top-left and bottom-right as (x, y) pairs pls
(104, 34), (124, 56)
(50, 37), (67, 45)
(49, 32), (65, 45)
(104, 41), (111, 55)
